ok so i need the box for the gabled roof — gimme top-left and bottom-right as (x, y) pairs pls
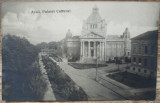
(80, 31), (105, 39)
(131, 30), (158, 40)
(91, 32), (105, 38)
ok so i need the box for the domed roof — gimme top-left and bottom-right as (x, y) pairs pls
(123, 28), (130, 38)
(66, 29), (72, 38)
(86, 5), (102, 23)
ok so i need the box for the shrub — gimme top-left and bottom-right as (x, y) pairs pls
(42, 56), (88, 100)
(24, 61), (47, 100)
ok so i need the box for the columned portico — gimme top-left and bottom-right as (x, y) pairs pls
(80, 39), (105, 63)
(80, 6), (106, 63)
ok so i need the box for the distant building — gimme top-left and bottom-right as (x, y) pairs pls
(106, 28), (131, 61)
(128, 30), (158, 78)
(41, 49), (55, 55)
(63, 30), (80, 61)
(63, 6), (131, 63)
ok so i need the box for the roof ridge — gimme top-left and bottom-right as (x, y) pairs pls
(131, 30), (158, 40)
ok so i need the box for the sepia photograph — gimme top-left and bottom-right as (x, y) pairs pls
(1, 1), (160, 101)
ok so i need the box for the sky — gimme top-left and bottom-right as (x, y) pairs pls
(2, 1), (160, 44)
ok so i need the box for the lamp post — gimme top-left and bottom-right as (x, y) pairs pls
(96, 56), (99, 81)
(95, 42), (100, 81)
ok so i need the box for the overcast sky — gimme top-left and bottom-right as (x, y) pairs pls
(2, 1), (160, 44)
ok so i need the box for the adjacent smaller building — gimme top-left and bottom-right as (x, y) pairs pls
(128, 30), (158, 78)
(105, 28), (131, 61)
(63, 29), (80, 61)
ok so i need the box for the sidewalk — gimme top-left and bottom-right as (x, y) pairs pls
(50, 57), (124, 100)
(39, 54), (56, 101)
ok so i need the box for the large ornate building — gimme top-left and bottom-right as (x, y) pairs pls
(63, 6), (131, 63)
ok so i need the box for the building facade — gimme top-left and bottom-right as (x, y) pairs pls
(80, 6), (106, 63)
(63, 30), (80, 61)
(64, 6), (131, 63)
(128, 30), (158, 78)
(105, 28), (131, 61)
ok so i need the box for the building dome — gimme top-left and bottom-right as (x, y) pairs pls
(86, 5), (102, 23)
(81, 5), (106, 38)
(122, 28), (130, 39)
(66, 29), (72, 39)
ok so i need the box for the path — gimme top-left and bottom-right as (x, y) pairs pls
(38, 54), (56, 101)
(50, 57), (155, 100)
(50, 57), (124, 100)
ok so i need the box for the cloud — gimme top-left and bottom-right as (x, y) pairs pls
(2, 8), (82, 44)
(2, 6), (158, 44)
(107, 21), (158, 37)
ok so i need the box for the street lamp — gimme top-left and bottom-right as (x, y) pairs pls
(96, 57), (99, 81)
(95, 53), (100, 81)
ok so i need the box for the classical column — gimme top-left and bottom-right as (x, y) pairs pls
(100, 42), (101, 59)
(104, 40), (106, 61)
(81, 41), (82, 56)
(88, 41), (90, 57)
(94, 41), (96, 57)
(83, 41), (85, 57)
(102, 42), (105, 60)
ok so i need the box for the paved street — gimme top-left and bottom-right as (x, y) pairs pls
(50, 57), (155, 100)
(50, 57), (125, 100)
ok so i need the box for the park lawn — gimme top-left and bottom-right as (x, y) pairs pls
(107, 71), (156, 88)
(68, 63), (108, 69)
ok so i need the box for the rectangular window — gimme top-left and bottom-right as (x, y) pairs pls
(151, 59), (154, 68)
(91, 50), (94, 57)
(133, 57), (136, 64)
(151, 45), (155, 54)
(139, 47), (141, 54)
(138, 69), (141, 72)
(133, 44), (136, 54)
(133, 67), (135, 71)
(145, 46), (148, 54)
(144, 70), (147, 73)
(144, 58), (148, 66)
(138, 58), (142, 65)
(91, 42), (94, 47)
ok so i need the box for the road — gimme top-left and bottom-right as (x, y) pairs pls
(50, 57), (125, 100)
(50, 57), (155, 100)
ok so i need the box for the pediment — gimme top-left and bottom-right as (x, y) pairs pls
(81, 32), (104, 39)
